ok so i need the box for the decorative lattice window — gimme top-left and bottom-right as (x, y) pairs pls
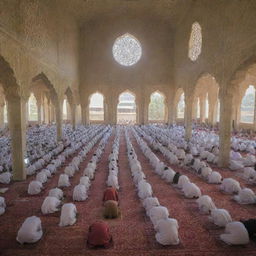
(112, 34), (142, 66)
(188, 22), (202, 61)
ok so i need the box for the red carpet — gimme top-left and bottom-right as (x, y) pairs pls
(0, 131), (256, 256)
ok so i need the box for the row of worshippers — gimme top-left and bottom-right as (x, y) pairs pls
(133, 126), (256, 245)
(27, 126), (106, 196)
(132, 127), (202, 199)
(137, 126), (256, 205)
(0, 125), (88, 184)
(106, 127), (121, 190)
(125, 129), (180, 245)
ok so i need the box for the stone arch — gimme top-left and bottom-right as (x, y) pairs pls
(175, 88), (185, 121)
(193, 73), (219, 124)
(148, 90), (166, 122)
(117, 90), (137, 124)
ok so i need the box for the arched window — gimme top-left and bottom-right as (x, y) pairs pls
(62, 98), (68, 121)
(28, 93), (38, 121)
(148, 92), (165, 122)
(177, 93), (185, 119)
(205, 93), (209, 119)
(112, 33), (142, 66)
(240, 85), (255, 123)
(196, 98), (200, 119)
(188, 22), (202, 61)
(89, 93), (104, 121)
(117, 92), (136, 124)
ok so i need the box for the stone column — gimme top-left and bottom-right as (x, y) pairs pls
(71, 104), (76, 129)
(199, 95), (206, 123)
(55, 101), (63, 141)
(0, 103), (4, 128)
(7, 96), (26, 180)
(218, 87), (233, 167)
(253, 88), (256, 131)
(185, 93), (193, 140)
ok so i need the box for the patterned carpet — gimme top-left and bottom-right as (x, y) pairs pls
(1, 131), (256, 256)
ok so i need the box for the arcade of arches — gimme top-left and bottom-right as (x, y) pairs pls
(1, 1), (256, 255)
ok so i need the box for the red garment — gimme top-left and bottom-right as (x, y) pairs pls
(103, 188), (119, 202)
(87, 221), (113, 248)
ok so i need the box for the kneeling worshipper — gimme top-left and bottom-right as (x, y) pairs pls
(103, 200), (120, 219)
(16, 216), (43, 244)
(234, 188), (256, 204)
(87, 221), (113, 249)
(103, 187), (119, 203)
(196, 195), (216, 214)
(220, 221), (249, 245)
(155, 218), (180, 245)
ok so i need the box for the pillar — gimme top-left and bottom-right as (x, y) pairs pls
(185, 93), (193, 140)
(199, 95), (206, 123)
(71, 104), (76, 129)
(218, 87), (233, 167)
(7, 96), (26, 180)
(55, 101), (63, 141)
(253, 88), (256, 131)
(0, 103), (4, 128)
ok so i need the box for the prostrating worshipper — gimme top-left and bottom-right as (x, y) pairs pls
(48, 187), (64, 200)
(28, 181), (43, 195)
(107, 173), (119, 190)
(103, 187), (119, 203)
(59, 203), (77, 227)
(220, 221), (249, 245)
(80, 176), (91, 190)
(220, 178), (241, 194)
(73, 184), (88, 201)
(240, 219), (256, 240)
(58, 174), (70, 188)
(16, 216), (43, 244)
(103, 200), (120, 219)
(149, 206), (169, 228)
(161, 167), (176, 183)
(155, 218), (180, 245)
(41, 196), (61, 214)
(243, 167), (256, 181)
(182, 182), (201, 198)
(0, 196), (6, 215)
(234, 188), (256, 204)
(209, 208), (232, 227)
(208, 171), (222, 184)
(0, 171), (12, 184)
(36, 171), (48, 184)
(177, 175), (190, 189)
(201, 166), (212, 180)
(229, 159), (244, 171)
(173, 172), (181, 184)
(138, 181), (153, 199)
(87, 221), (113, 249)
(142, 197), (160, 216)
(196, 195), (216, 214)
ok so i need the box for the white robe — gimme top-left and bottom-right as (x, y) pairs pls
(155, 218), (179, 245)
(182, 182), (201, 198)
(177, 175), (190, 189)
(220, 221), (249, 245)
(59, 203), (77, 227)
(41, 196), (61, 214)
(234, 188), (256, 204)
(107, 174), (119, 190)
(210, 208), (232, 227)
(73, 184), (88, 201)
(16, 216), (43, 244)
(142, 197), (160, 216)
(48, 188), (63, 200)
(196, 195), (216, 214)
(36, 172), (47, 184)
(79, 176), (91, 189)
(138, 182), (153, 199)
(58, 174), (70, 188)
(0, 172), (12, 184)
(220, 178), (241, 194)
(201, 167), (212, 179)
(149, 206), (169, 228)
(208, 171), (222, 184)
(28, 181), (43, 195)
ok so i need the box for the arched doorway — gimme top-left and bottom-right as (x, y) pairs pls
(89, 92), (104, 122)
(148, 91), (166, 122)
(117, 91), (136, 124)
